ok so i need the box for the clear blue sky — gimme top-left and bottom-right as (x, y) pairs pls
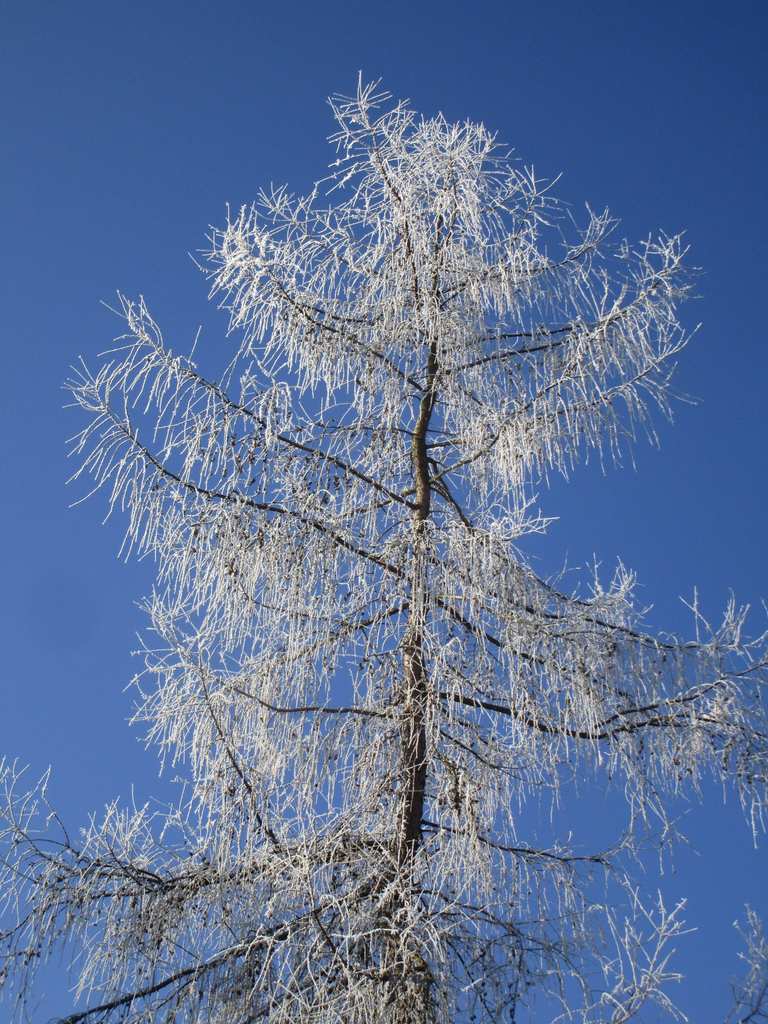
(1, 1), (766, 1019)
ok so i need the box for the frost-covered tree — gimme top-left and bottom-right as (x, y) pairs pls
(1, 79), (766, 1023)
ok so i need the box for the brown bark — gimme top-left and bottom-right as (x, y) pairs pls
(396, 338), (437, 866)
(379, 340), (439, 1022)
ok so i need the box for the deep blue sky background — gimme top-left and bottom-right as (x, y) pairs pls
(1, 1), (766, 1020)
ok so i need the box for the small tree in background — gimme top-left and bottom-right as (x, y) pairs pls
(1, 79), (766, 1023)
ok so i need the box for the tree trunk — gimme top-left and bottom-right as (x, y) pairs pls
(385, 341), (438, 1020)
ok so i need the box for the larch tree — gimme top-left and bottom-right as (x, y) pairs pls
(1, 80), (767, 1024)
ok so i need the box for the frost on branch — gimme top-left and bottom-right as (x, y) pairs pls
(726, 908), (768, 1023)
(1, 78), (766, 1023)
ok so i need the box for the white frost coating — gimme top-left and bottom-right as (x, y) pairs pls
(1, 79), (766, 1023)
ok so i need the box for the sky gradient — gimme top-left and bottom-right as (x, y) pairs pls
(1, 1), (766, 1019)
